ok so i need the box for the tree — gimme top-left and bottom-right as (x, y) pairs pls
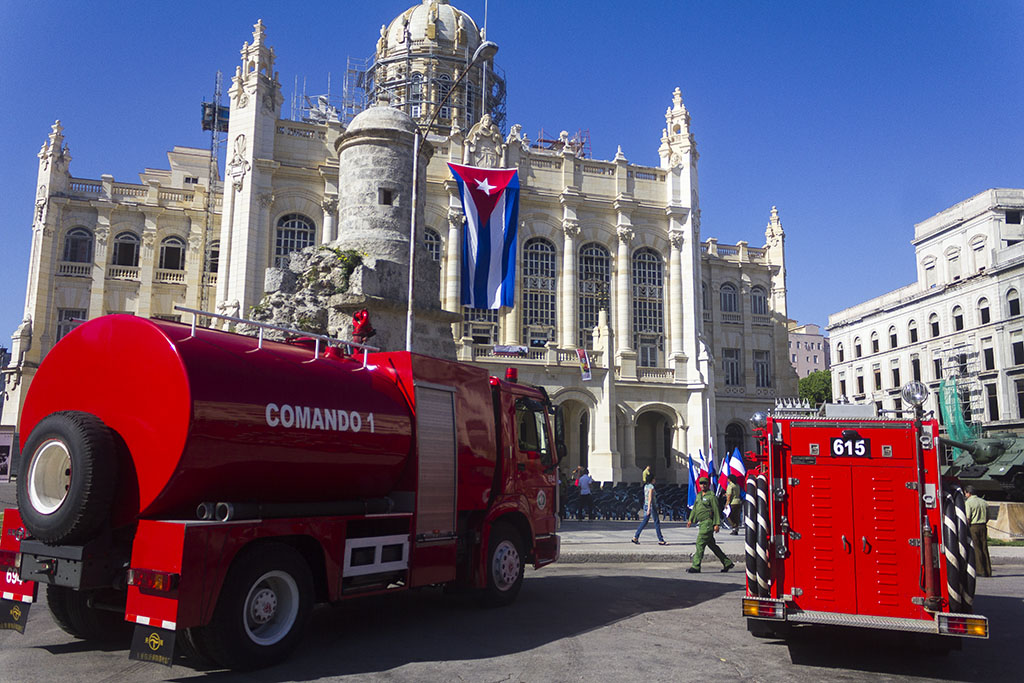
(799, 370), (832, 405)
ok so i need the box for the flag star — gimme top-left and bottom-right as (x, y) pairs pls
(475, 177), (495, 195)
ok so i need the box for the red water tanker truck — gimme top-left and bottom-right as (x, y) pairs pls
(0, 309), (563, 669)
(741, 384), (989, 647)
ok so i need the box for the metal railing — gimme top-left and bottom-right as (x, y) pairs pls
(174, 305), (379, 368)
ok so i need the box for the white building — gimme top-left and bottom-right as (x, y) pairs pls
(3, 1), (797, 482)
(828, 189), (1024, 430)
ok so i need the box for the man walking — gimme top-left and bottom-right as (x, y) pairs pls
(687, 476), (734, 573)
(964, 485), (993, 577)
(725, 475), (742, 534)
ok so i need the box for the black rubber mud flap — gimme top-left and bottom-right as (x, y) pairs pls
(130, 624), (177, 667)
(0, 599), (31, 634)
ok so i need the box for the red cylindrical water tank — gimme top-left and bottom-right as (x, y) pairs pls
(19, 315), (414, 527)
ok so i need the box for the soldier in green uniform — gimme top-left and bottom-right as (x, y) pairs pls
(687, 476), (735, 573)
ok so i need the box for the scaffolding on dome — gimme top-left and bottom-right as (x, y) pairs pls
(531, 128), (591, 159)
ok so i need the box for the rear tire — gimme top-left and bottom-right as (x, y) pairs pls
(483, 524), (524, 607)
(191, 543), (314, 671)
(46, 585), (132, 642)
(17, 412), (118, 545)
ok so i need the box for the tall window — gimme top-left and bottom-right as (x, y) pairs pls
(1008, 289), (1021, 317)
(465, 82), (477, 128)
(952, 305), (964, 332)
(751, 286), (768, 315)
(870, 331), (879, 353)
(979, 297), (991, 324)
(909, 320), (919, 343)
(424, 228), (442, 262)
(923, 257), (937, 288)
(889, 326), (898, 349)
(632, 248), (664, 367)
(112, 232), (140, 267)
(158, 236), (186, 270)
(723, 348), (741, 386)
(462, 307), (498, 345)
(929, 312), (940, 338)
(578, 243), (611, 348)
(720, 283), (738, 313)
(946, 248), (961, 281)
(911, 355), (921, 381)
(891, 360), (901, 388)
(56, 308), (87, 341)
(521, 238), (556, 347)
(409, 73), (424, 119)
(982, 338), (995, 370)
(435, 73), (451, 120)
(754, 350), (771, 388)
(63, 228), (93, 263)
(206, 241), (220, 273)
(987, 384), (999, 420)
(854, 337), (862, 358)
(701, 282), (709, 310)
(835, 342), (844, 363)
(724, 423), (744, 454)
(275, 213), (315, 267)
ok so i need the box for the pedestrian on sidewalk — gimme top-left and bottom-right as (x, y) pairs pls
(577, 468), (596, 520)
(632, 474), (667, 545)
(964, 485), (993, 577)
(686, 476), (734, 573)
(725, 475), (742, 535)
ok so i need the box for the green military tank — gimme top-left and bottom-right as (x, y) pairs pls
(939, 377), (1024, 501)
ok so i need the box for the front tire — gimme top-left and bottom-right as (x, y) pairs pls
(17, 411), (118, 545)
(46, 585), (132, 642)
(192, 543), (314, 671)
(483, 524), (524, 607)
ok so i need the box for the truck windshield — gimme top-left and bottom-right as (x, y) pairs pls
(515, 398), (550, 461)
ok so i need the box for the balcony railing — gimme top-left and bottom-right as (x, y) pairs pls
(154, 269), (186, 284)
(57, 262), (91, 278)
(203, 272), (218, 286)
(107, 265), (139, 281)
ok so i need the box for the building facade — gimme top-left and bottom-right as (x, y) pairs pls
(828, 189), (1024, 431)
(788, 321), (829, 378)
(3, 1), (798, 482)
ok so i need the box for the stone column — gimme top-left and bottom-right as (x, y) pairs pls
(445, 207), (464, 312)
(87, 210), (112, 319)
(560, 218), (579, 348)
(137, 214), (159, 319)
(321, 197), (338, 244)
(215, 176), (238, 308)
(186, 229), (204, 310)
(615, 225), (633, 353)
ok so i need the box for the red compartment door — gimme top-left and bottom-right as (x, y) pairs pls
(851, 466), (922, 618)
(787, 464), (857, 614)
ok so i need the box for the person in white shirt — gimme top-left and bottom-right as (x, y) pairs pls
(577, 468), (596, 520)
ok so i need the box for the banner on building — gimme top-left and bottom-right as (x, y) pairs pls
(448, 163), (520, 309)
(576, 348), (592, 381)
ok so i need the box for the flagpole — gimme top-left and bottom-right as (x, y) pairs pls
(405, 40), (499, 352)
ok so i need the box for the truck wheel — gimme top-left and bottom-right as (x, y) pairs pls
(17, 411), (117, 545)
(46, 585), (131, 642)
(483, 524), (524, 607)
(193, 543), (314, 671)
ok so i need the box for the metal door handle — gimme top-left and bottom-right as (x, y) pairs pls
(862, 536), (870, 553)
(841, 535), (850, 552)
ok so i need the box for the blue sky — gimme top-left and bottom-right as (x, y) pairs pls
(1, 0), (1021, 345)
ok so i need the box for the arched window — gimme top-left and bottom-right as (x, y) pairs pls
(521, 238), (556, 347)
(632, 248), (664, 367)
(946, 247), (961, 281)
(889, 326), (898, 349)
(908, 319), (919, 343)
(158, 236), (186, 270)
(720, 282), (738, 313)
(835, 341), (844, 363)
(724, 423), (745, 456)
(929, 312), (940, 338)
(701, 282), (709, 310)
(63, 227), (93, 263)
(978, 297), (990, 324)
(1008, 288), (1021, 317)
(870, 331), (879, 354)
(435, 73), (451, 120)
(275, 213), (315, 267)
(854, 337), (862, 358)
(578, 242), (611, 348)
(409, 72), (424, 119)
(424, 228), (442, 262)
(923, 256), (937, 288)
(751, 286), (768, 316)
(112, 231), (140, 267)
(206, 241), (220, 273)
(952, 305), (964, 332)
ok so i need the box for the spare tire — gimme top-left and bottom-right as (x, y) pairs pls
(17, 411), (118, 545)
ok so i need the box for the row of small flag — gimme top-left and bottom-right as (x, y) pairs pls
(685, 446), (747, 511)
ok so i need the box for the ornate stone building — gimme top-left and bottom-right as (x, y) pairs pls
(3, 0), (797, 483)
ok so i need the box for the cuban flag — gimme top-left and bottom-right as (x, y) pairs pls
(717, 447), (731, 495)
(448, 163), (520, 309)
(728, 447), (747, 480)
(686, 453), (700, 507)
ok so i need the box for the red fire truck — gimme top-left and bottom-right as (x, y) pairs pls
(741, 383), (989, 645)
(0, 309), (563, 669)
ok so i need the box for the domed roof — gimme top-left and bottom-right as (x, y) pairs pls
(382, 0), (481, 56)
(345, 104), (418, 136)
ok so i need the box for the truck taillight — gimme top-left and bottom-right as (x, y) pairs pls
(936, 613), (989, 638)
(742, 597), (786, 620)
(0, 550), (20, 572)
(127, 568), (180, 592)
